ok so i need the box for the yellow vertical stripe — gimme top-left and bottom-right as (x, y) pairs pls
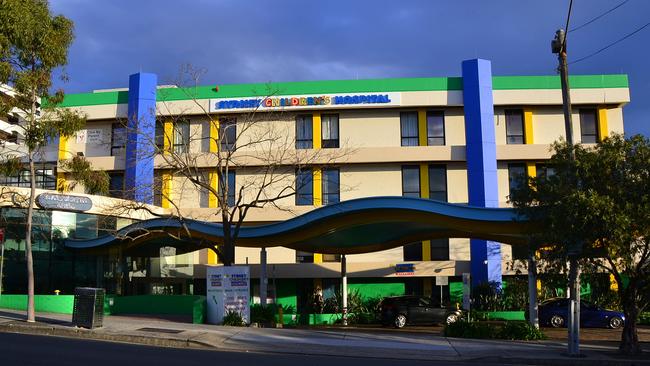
(524, 109), (534, 144)
(209, 117), (219, 153)
(208, 171), (218, 208)
(312, 167), (323, 263)
(162, 172), (172, 208)
(163, 119), (173, 154)
(526, 162), (537, 179)
(313, 168), (322, 207)
(57, 134), (68, 191)
(313, 113), (321, 149)
(536, 279), (542, 293)
(609, 273), (618, 291)
(598, 106), (608, 141)
(417, 109), (427, 146)
(419, 164), (431, 260)
(207, 249), (217, 264)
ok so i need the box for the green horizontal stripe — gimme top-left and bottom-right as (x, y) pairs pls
(57, 74), (628, 107)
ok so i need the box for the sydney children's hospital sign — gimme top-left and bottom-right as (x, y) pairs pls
(209, 92), (401, 112)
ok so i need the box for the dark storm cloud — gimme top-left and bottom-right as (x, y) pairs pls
(51, 0), (649, 136)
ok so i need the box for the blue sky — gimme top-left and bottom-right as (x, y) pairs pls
(51, 0), (649, 136)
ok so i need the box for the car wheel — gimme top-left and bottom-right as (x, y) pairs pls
(445, 313), (459, 325)
(394, 314), (407, 328)
(550, 314), (565, 328)
(609, 316), (623, 329)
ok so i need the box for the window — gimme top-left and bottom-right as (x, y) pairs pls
(218, 170), (236, 207)
(505, 109), (524, 144)
(430, 239), (450, 260)
(321, 114), (339, 148)
(322, 168), (340, 205)
(0, 164), (56, 190)
(401, 165), (420, 198)
(400, 112), (419, 146)
(427, 111), (445, 145)
(108, 172), (124, 199)
(403, 243), (423, 261)
(322, 254), (341, 262)
(295, 169), (313, 205)
(173, 119), (190, 154)
(580, 109), (598, 143)
(220, 117), (237, 151)
(111, 123), (126, 156)
(508, 163), (527, 198)
(153, 173), (162, 206)
(155, 120), (165, 151)
(428, 165), (447, 202)
(296, 251), (314, 263)
(296, 115), (313, 149)
(536, 163), (556, 180)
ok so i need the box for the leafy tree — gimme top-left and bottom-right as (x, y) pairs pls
(510, 134), (650, 354)
(0, 0), (107, 322)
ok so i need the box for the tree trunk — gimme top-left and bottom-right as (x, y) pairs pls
(620, 295), (641, 354)
(25, 153), (36, 322)
(221, 211), (233, 266)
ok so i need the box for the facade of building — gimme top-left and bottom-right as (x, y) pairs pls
(0, 59), (630, 311)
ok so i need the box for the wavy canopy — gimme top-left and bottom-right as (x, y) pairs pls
(65, 197), (535, 257)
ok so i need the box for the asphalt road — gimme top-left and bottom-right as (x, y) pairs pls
(0, 332), (504, 366)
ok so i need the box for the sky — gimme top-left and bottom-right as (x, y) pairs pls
(50, 0), (649, 137)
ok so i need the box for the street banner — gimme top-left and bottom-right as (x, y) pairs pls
(206, 266), (250, 324)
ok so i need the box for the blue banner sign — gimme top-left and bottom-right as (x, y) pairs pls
(36, 193), (93, 212)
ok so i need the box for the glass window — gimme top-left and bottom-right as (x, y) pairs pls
(508, 163), (527, 198)
(173, 119), (190, 154)
(580, 109), (598, 143)
(108, 172), (124, 199)
(536, 163), (556, 180)
(75, 213), (98, 240)
(430, 239), (449, 260)
(428, 165), (447, 202)
(111, 123), (126, 156)
(505, 109), (524, 144)
(155, 120), (165, 151)
(296, 115), (313, 149)
(218, 170), (236, 207)
(427, 111), (445, 146)
(401, 165), (420, 198)
(322, 254), (341, 262)
(154, 172), (162, 206)
(403, 243), (423, 261)
(296, 251), (314, 263)
(220, 117), (237, 151)
(322, 168), (340, 205)
(0, 163), (56, 190)
(400, 112), (419, 146)
(321, 114), (339, 148)
(295, 169), (313, 205)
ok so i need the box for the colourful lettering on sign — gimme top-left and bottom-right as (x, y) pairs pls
(215, 94), (392, 110)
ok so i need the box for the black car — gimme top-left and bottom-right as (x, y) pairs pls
(380, 296), (462, 328)
(536, 298), (625, 329)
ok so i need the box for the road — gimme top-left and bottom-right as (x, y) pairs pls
(0, 332), (505, 366)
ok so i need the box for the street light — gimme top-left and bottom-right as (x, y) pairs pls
(551, 28), (581, 357)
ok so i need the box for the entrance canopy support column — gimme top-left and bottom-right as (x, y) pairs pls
(260, 247), (267, 306)
(341, 254), (347, 326)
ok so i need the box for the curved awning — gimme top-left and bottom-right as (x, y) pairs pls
(65, 196), (536, 257)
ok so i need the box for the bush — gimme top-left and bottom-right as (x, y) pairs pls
(222, 310), (245, 326)
(444, 320), (545, 340)
(250, 303), (295, 324)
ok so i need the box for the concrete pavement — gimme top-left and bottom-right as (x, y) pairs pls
(0, 308), (647, 365)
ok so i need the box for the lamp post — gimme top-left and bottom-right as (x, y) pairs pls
(552, 28), (581, 357)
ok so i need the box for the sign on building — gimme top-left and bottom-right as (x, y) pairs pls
(206, 266), (250, 325)
(36, 193), (93, 212)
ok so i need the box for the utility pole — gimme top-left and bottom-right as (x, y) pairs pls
(552, 28), (581, 357)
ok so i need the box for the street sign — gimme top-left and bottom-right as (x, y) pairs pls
(206, 266), (250, 325)
(435, 276), (448, 286)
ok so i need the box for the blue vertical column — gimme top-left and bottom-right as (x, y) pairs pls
(125, 72), (157, 204)
(462, 59), (502, 287)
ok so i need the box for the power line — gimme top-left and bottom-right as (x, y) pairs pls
(570, 0), (629, 33)
(570, 21), (650, 64)
(563, 0), (574, 51)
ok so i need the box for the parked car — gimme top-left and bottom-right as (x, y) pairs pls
(379, 295), (462, 328)
(537, 298), (625, 329)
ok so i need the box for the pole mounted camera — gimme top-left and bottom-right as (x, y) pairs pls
(552, 29), (566, 54)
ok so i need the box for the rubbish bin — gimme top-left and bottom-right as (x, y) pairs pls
(72, 287), (105, 329)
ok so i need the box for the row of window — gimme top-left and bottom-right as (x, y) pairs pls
(0, 165), (57, 190)
(107, 108), (603, 157)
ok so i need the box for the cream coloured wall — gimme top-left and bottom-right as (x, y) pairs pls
(339, 110), (400, 147)
(497, 162), (511, 207)
(607, 107), (624, 135)
(235, 246), (297, 264)
(340, 164), (402, 200)
(445, 108), (466, 146)
(447, 163), (468, 203)
(449, 238), (470, 261)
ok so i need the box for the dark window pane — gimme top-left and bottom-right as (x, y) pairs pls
(402, 166), (420, 198)
(296, 169), (313, 205)
(403, 242), (423, 261)
(155, 120), (165, 150)
(430, 238), (449, 260)
(427, 111), (445, 146)
(296, 115), (313, 149)
(508, 163), (527, 198)
(580, 109), (598, 143)
(428, 165), (447, 202)
(173, 120), (190, 154)
(322, 254), (341, 262)
(536, 164), (556, 181)
(321, 114), (339, 148)
(111, 123), (126, 156)
(220, 117), (237, 151)
(227, 171), (236, 207)
(505, 110), (524, 145)
(400, 112), (419, 146)
(108, 173), (124, 199)
(296, 251), (314, 263)
(322, 168), (340, 205)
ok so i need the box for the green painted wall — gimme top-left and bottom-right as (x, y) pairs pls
(450, 282), (463, 304)
(106, 295), (206, 324)
(348, 282), (405, 299)
(276, 279), (297, 313)
(0, 295), (74, 314)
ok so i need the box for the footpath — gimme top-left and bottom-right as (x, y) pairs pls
(0, 308), (647, 366)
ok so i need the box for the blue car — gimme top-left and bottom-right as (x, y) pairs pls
(538, 298), (625, 329)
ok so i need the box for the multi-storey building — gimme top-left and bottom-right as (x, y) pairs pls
(0, 59), (629, 310)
